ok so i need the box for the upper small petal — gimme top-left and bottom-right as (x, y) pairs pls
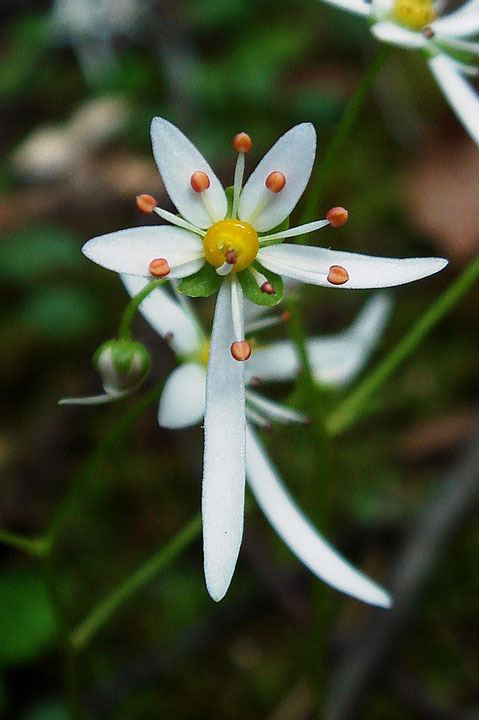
(83, 226), (204, 277)
(151, 117), (227, 229)
(258, 244), (448, 289)
(159, 362), (206, 428)
(238, 123), (316, 232)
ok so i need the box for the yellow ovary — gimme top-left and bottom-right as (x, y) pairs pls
(203, 219), (259, 273)
(392, 0), (436, 29)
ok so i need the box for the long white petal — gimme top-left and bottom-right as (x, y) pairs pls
(150, 117), (227, 229)
(429, 55), (479, 146)
(258, 244), (447, 289)
(203, 281), (246, 601)
(245, 426), (392, 608)
(238, 123), (316, 232)
(371, 21), (427, 49)
(320, 0), (371, 16)
(83, 226), (204, 277)
(430, 0), (479, 38)
(121, 274), (202, 356)
(158, 363), (206, 428)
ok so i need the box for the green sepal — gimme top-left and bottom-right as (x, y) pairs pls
(177, 263), (222, 297)
(260, 214), (289, 236)
(238, 262), (284, 307)
(225, 186), (234, 216)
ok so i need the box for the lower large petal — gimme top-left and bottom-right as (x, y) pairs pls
(429, 55), (479, 147)
(258, 244), (447, 288)
(203, 280), (246, 601)
(245, 426), (392, 608)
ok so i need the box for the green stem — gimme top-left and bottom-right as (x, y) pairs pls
(70, 513), (202, 651)
(118, 278), (167, 339)
(0, 527), (49, 556)
(301, 45), (391, 222)
(46, 380), (165, 545)
(328, 254), (479, 436)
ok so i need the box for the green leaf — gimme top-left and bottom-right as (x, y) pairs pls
(20, 284), (103, 340)
(238, 263), (284, 307)
(177, 263), (221, 297)
(0, 226), (79, 284)
(21, 700), (69, 720)
(225, 186), (234, 217)
(0, 567), (55, 667)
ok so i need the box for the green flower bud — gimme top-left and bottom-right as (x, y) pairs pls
(93, 339), (150, 394)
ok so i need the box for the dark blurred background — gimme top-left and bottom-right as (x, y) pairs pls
(1, 1), (479, 718)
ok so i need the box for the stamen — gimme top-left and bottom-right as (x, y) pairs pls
(149, 258), (170, 277)
(423, 26), (434, 38)
(261, 281), (275, 295)
(230, 276), (244, 342)
(231, 341), (252, 361)
(136, 194), (157, 213)
(326, 207), (349, 227)
(245, 405), (272, 429)
(327, 265), (349, 285)
(165, 332), (174, 342)
(153, 206), (205, 235)
(259, 219), (330, 246)
(190, 171), (210, 193)
(225, 249), (237, 265)
(265, 171), (286, 193)
(245, 310), (289, 334)
(233, 132), (252, 153)
(216, 261), (234, 276)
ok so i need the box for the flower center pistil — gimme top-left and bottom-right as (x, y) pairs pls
(392, 0), (436, 30)
(203, 219), (259, 274)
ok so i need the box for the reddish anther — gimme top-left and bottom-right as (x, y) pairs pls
(327, 265), (349, 285)
(281, 310), (291, 322)
(190, 171), (210, 193)
(225, 249), (237, 265)
(260, 281), (275, 295)
(423, 26), (434, 38)
(136, 194), (157, 213)
(233, 132), (252, 153)
(149, 258), (171, 277)
(326, 207), (349, 227)
(265, 171), (286, 193)
(231, 341), (252, 362)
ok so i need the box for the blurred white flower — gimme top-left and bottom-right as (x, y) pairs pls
(320, 0), (479, 144)
(51, 0), (143, 82)
(123, 273), (393, 605)
(82, 118), (446, 600)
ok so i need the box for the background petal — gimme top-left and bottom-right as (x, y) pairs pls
(158, 363), (206, 428)
(371, 21), (427, 49)
(428, 55), (479, 146)
(122, 274), (202, 356)
(151, 117), (227, 229)
(238, 123), (316, 232)
(246, 426), (392, 608)
(203, 281), (246, 602)
(430, 0), (479, 37)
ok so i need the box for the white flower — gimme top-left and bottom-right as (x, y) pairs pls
(321, 0), (479, 145)
(123, 273), (393, 606)
(82, 118), (446, 601)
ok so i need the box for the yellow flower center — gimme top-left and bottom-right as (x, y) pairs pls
(392, 0), (436, 30)
(203, 219), (259, 273)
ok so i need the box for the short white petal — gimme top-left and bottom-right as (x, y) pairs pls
(245, 426), (392, 608)
(83, 226), (204, 277)
(429, 55), (479, 146)
(150, 117), (227, 229)
(158, 363), (206, 428)
(121, 274), (202, 356)
(245, 341), (299, 383)
(430, 0), (479, 38)
(258, 244), (448, 289)
(371, 20), (427, 48)
(321, 0), (371, 15)
(238, 124), (316, 232)
(203, 281), (246, 602)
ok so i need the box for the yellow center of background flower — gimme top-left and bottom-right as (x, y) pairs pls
(392, 0), (436, 29)
(203, 219), (259, 273)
